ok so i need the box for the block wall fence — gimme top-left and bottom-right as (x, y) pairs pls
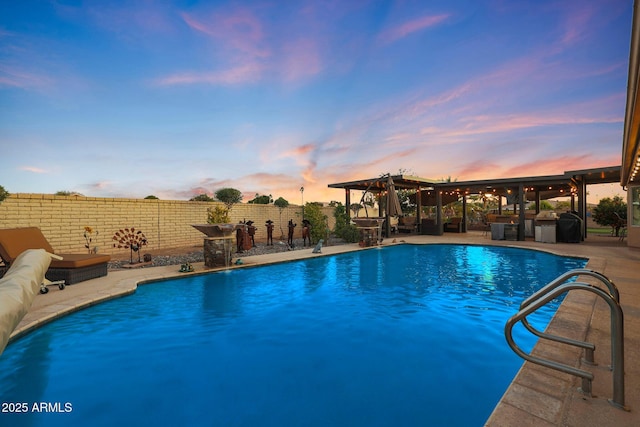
(0, 194), (336, 256)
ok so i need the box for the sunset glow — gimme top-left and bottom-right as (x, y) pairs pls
(0, 0), (630, 204)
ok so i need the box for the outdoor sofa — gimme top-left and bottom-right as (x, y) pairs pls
(0, 227), (110, 284)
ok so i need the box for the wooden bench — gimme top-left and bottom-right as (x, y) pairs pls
(0, 227), (110, 284)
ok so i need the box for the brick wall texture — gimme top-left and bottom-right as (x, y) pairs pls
(0, 194), (336, 256)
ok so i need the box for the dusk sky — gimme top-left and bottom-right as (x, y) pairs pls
(0, 0), (631, 205)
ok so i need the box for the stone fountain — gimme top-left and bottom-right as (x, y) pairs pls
(191, 224), (237, 268)
(351, 217), (385, 247)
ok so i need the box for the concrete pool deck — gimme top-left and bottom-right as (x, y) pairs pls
(7, 231), (640, 426)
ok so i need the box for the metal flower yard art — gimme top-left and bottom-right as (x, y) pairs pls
(83, 226), (98, 254)
(112, 227), (148, 264)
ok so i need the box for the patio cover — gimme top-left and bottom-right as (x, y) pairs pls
(328, 166), (622, 239)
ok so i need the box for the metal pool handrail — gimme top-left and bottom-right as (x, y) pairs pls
(519, 269), (619, 365)
(505, 269), (627, 411)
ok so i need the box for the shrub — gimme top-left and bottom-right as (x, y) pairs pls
(207, 206), (230, 224)
(0, 185), (8, 203)
(190, 194), (214, 202)
(304, 203), (328, 244)
(333, 203), (359, 243)
(248, 194), (272, 204)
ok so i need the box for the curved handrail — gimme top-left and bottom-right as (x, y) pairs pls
(505, 281), (626, 410)
(520, 269), (619, 308)
(521, 282), (596, 361)
(519, 269), (619, 363)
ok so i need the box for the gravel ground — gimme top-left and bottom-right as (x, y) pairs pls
(108, 236), (348, 270)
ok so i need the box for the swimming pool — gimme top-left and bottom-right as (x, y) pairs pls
(0, 244), (586, 426)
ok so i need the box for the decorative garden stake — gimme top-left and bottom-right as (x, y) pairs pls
(83, 226), (98, 254)
(112, 227), (148, 264)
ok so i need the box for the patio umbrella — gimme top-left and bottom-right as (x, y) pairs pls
(386, 176), (402, 217)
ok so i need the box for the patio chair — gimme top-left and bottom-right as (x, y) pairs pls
(444, 217), (463, 233)
(397, 216), (417, 233)
(614, 212), (627, 242)
(0, 227), (110, 284)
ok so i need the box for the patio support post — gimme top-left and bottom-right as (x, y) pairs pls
(345, 189), (351, 221)
(436, 190), (444, 235)
(535, 190), (541, 215)
(462, 195), (467, 232)
(518, 183), (526, 240)
(576, 177), (588, 238)
(416, 187), (422, 233)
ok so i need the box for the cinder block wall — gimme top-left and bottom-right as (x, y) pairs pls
(0, 194), (335, 256)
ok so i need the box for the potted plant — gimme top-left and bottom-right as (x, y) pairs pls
(192, 187), (243, 238)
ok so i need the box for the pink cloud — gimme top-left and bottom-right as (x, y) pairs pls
(20, 166), (47, 173)
(156, 63), (263, 86)
(283, 143), (316, 157)
(89, 181), (112, 190)
(55, 1), (176, 38)
(157, 4), (333, 87)
(501, 154), (596, 177)
(181, 8), (269, 59)
(379, 13), (450, 44)
(280, 38), (323, 82)
(438, 110), (621, 139)
(559, 5), (595, 48)
(0, 64), (53, 89)
(452, 152), (621, 183)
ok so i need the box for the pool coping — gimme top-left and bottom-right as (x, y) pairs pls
(6, 233), (640, 426)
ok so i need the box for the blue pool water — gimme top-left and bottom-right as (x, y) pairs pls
(0, 244), (586, 427)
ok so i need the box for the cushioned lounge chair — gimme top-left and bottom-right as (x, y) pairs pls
(0, 227), (110, 284)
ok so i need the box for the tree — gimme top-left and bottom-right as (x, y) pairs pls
(530, 200), (554, 211)
(215, 188), (242, 211)
(248, 194), (272, 204)
(55, 190), (84, 196)
(592, 196), (627, 236)
(190, 194), (214, 202)
(0, 185), (8, 203)
(144, 195), (159, 199)
(273, 197), (289, 239)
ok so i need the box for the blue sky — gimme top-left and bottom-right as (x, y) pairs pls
(0, 0), (631, 204)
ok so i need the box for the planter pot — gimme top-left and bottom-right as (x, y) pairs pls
(352, 218), (385, 228)
(191, 224), (236, 238)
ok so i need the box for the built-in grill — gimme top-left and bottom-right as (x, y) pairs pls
(557, 212), (583, 243)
